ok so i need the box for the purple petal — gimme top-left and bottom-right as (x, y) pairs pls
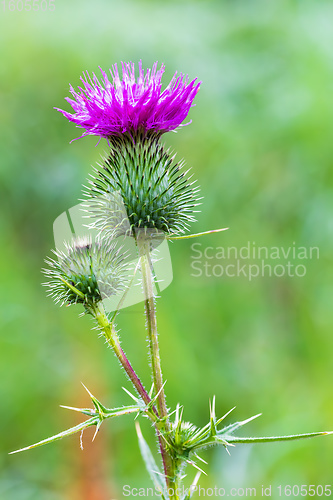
(56, 61), (200, 140)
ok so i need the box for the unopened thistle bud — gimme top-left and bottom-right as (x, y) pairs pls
(43, 236), (128, 311)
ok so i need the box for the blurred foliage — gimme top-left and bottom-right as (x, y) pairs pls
(1, 0), (333, 498)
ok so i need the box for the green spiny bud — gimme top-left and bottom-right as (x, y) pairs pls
(86, 132), (201, 237)
(43, 236), (128, 310)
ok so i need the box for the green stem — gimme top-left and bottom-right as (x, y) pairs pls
(93, 302), (154, 412)
(136, 235), (167, 418)
(94, 300), (178, 496)
(136, 233), (179, 499)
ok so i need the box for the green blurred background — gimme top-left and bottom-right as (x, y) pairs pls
(1, 0), (333, 498)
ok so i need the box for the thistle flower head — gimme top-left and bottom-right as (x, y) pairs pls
(43, 236), (128, 310)
(56, 61), (200, 140)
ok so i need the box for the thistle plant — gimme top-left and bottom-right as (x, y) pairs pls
(11, 61), (332, 499)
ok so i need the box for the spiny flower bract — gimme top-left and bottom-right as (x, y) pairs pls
(86, 133), (201, 235)
(56, 61), (200, 139)
(43, 236), (128, 310)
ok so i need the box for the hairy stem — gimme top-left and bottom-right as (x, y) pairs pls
(136, 235), (168, 418)
(94, 300), (177, 496)
(93, 302), (154, 411)
(136, 233), (179, 499)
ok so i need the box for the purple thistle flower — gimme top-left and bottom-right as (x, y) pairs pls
(56, 61), (200, 140)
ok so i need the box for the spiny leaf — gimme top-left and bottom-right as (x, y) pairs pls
(10, 396), (140, 455)
(9, 417), (98, 454)
(225, 431), (333, 444)
(135, 422), (166, 499)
